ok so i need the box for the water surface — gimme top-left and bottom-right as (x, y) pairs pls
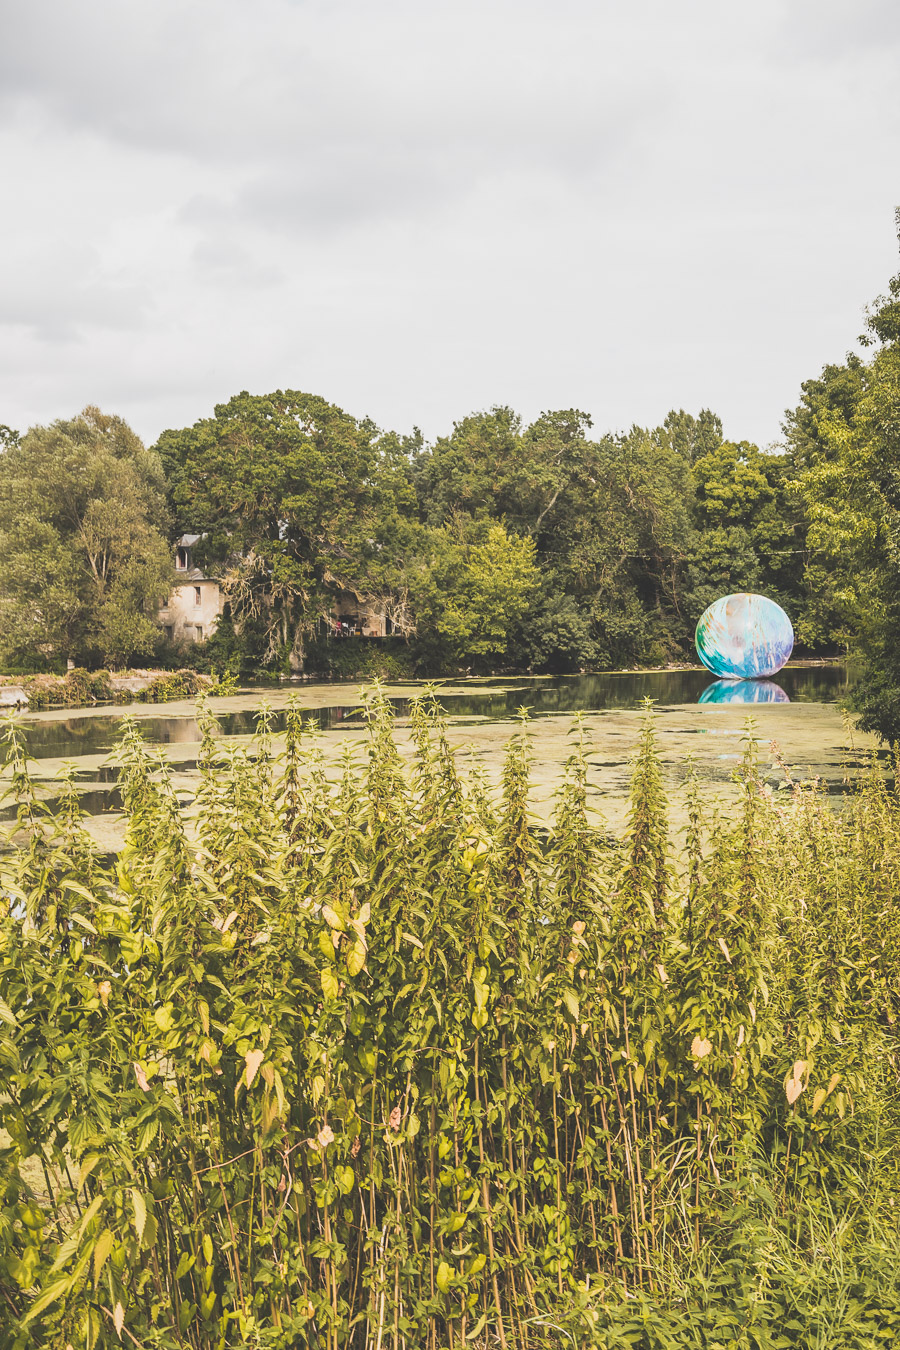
(2, 663), (866, 846)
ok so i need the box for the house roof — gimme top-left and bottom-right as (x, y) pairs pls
(172, 533), (213, 584)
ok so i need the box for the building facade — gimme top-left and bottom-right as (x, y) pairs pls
(159, 534), (225, 644)
(159, 538), (397, 646)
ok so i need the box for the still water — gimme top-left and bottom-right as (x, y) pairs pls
(1, 663), (862, 840)
(15, 663), (853, 762)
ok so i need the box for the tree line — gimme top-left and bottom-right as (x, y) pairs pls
(1, 224), (899, 734)
(0, 403), (819, 679)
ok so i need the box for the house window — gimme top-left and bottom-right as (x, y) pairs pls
(194, 586), (202, 606)
(195, 625), (204, 640)
(165, 625), (174, 641)
(175, 547), (188, 570)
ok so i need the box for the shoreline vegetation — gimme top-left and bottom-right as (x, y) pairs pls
(1, 688), (899, 1347)
(0, 668), (236, 712)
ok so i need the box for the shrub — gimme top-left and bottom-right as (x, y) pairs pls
(21, 668), (114, 710)
(134, 668), (206, 703)
(308, 636), (417, 680)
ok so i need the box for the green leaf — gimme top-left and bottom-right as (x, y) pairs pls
(77, 1193), (106, 1241)
(79, 1154), (102, 1189)
(93, 1229), (114, 1287)
(174, 1251), (196, 1280)
(21, 1277), (74, 1327)
(321, 966), (340, 1001)
(244, 1048), (265, 1088)
(70, 911), (99, 934)
(131, 1189), (147, 1244)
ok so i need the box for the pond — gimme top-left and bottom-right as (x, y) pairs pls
(0, 662), (871, 847)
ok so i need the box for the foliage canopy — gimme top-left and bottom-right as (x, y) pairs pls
(0, 408), (171, 668)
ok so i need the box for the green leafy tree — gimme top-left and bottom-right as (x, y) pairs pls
(783, 355), (866, 471)
(658, 407), (724, 464)
(789, 220), (900, 735)
(415, 405), (598, 541)
(411, 523), (539, 669)
(684, 440), (802, 624)
(783, 359), (868, 647)
(156, 390), (391, 668)
(0, 407), (171, 667)
(542, 425), (695, 664)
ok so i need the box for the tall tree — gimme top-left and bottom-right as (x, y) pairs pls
(408, 522), (540, 669)
(684, 439), (802, 624)
(789, 218), (900, 737)
(0, 407), (171, 667)
(156, 390), (387, 669)
(658, 407), (724, 464)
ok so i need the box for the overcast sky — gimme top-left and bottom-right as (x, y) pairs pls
(2, 0), (899, 452)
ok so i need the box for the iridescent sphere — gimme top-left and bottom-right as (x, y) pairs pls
(695, 593), (793, 680)
(698, 679), (789, 705)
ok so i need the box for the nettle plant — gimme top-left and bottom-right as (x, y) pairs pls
(1, 691), (899, 1349)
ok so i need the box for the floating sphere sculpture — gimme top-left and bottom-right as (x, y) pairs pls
(695, 593), (793, 680)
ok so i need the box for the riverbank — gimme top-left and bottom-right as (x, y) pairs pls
(0, 667), (233, 710)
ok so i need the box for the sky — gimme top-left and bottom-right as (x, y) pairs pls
(2, 0), (899, 452)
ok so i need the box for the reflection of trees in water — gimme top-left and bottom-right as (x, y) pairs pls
(21, 717), (122, 759)
(776, 666), (852, 702)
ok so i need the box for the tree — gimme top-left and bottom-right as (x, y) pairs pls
(782, 355), (866, 471)
(407, 523), (539, 669)
(658, 407), (723, 464)
(684, 439), (803, 625)
(156, 390), (389, 669)
(789, 217), (900, 738)
(0, 407), (172, 667)
(414, 405), (598, 540)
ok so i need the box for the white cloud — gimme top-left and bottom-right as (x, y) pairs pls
(1, 0), (899, 447)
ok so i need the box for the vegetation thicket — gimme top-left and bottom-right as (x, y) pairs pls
(783, 213), (900, 743)
(157, 400), (807, 681)
(2, 689), (900, 1348)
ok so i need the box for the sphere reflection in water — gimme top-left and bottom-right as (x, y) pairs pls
(699, 680), (789, 705)
(695, 592), (794, 679)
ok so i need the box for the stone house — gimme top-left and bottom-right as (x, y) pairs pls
(158, 534), (225, 644)
(159, 538), (399, 645)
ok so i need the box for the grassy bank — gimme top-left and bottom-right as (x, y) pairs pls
(0, 668), (237, 710)
(1, 690), (899, 1348)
